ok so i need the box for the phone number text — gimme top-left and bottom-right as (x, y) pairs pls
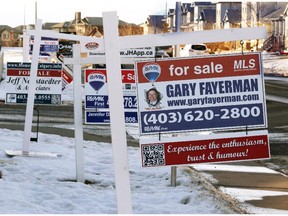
(140, 104), (265, 133)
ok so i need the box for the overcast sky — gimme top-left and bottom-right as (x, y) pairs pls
(0, 0), (179, 27)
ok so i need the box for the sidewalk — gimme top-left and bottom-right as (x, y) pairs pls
(192, 160), (288, 212)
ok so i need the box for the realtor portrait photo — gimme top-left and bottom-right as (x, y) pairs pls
(145, 87), (163, 109)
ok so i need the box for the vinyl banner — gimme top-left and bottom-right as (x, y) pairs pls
(140, 130), (270, 167)
(135, 53), (267, 134)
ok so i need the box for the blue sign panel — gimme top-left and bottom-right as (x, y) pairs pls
(85, 111), (138, 124)
(85, 95), (137, 109)
(140, 103), (264, 133)
(30, 44), (59, 53)
(85, 95), (109, 109)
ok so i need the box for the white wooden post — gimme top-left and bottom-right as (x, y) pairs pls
(171, 1), (182, 187)
(22, 20), (42, 155)
(102, 11), (133, 214)
(22, 29), (30, 62)
(72, 44), (85, 182)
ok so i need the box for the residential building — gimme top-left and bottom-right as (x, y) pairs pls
(193, 1), (216, 26)
(0, 25), (21, 47)
(49, 12), (142, 37)
(141, 15), (166, 35)
(197, 8), (216, 31)
(165, 1), (288, 52)
(167, 2), (216, 32)
(263, 3), (288, 52)
(181, 3), (195, 32)
(1, 2), (288, 53)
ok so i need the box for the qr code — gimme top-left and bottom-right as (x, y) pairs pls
(141, 144), (165, 167)
(51, 94), (61, 105)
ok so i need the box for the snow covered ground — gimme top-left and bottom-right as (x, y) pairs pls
(0, 51), (288, 213)
(1, 128), (288, 214)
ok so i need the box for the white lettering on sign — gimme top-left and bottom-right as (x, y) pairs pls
(122, 73), (135, 81)
(234, 59), (256, 70)
(169, 65), (189, 76)
(168, 62), (224, 76)
(194, 62), (223, 74)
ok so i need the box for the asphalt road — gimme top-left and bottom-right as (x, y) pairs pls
(193, 160), (288, 212)
(0, 102), (138, 146)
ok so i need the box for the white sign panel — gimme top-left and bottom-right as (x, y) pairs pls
(5, 62), (62, 105)
(135, 53), (267, 134)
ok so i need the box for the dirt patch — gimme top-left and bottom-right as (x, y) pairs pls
(184, 166), (248, 214)
(260, 155), (288, 175)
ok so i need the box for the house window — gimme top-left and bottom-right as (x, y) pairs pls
(4, 33), (10, 39)
(2, 32), (10, 40)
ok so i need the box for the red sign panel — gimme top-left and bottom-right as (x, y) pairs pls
(136, 53), (261, 83)
(140, 130), (269, 167)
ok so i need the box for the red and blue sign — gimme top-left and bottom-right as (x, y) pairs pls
(85, 69), (138, 124)
(136, 53), (267, 134)
(85, 69), (137, 109)
(30, 36), (59, 53)
(88, 71), (106, 92)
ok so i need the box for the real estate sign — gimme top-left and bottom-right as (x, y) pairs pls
(30, 36), (59, 53)
(136, 53), (267, 134)
(140, 130), (270, 167)
(84, 68), (138, 124)
(5, 62), (62, 105)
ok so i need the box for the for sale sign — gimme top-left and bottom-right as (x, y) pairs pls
(85, 69), (137, 109)
(85, 69), (138, 124)
(135, 53), (267, 134)
(5, 62), (62, 105)
(140, 130), (270, 167)
(30, 36), (59, 53)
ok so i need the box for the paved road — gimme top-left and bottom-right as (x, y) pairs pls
(192, 160), (288, 212)
(0, 102), (138, 147)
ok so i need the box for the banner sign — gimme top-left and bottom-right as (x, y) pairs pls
(85, 110), (138, 124)
(85, 69), (137, 109)
(140, 130), (270, 167)
(135, 53), (267, 134)
(5, 62), (62, 105)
